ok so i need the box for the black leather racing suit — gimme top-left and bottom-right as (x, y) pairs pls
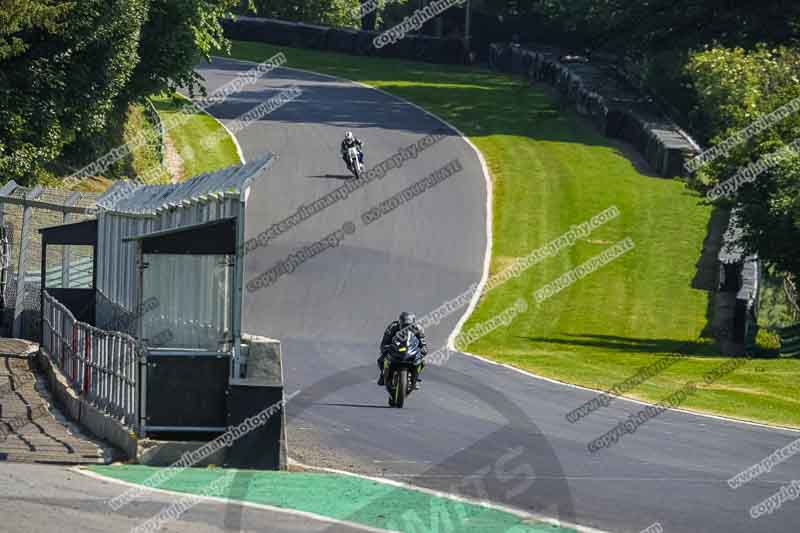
(341, 137), (364, 166)
(378, 320), (428, 375)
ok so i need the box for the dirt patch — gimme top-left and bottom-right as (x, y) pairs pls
(163, 134), (184, 183)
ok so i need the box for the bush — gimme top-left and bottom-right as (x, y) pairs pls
(685, 45), (800, 282)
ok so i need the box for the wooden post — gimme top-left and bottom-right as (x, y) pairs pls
(464, 0), (471, 53)
(61, 192), (81, 288)
(13, 185), (42, 338)
(0, 181), (18, 319)
(0, 180), (18, 234)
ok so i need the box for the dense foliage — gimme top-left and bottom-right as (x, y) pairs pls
(543, 0), (797, 52)
(509, 1), (800, 284)
(2, 0), (799, 286)
(0, 0), (236, 185)
(243, 0), (362, 28)
(685, 45), (800, 280)
(240, 0), (426, 33)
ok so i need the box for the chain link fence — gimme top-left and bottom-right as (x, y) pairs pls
(0, 185), (100, 340)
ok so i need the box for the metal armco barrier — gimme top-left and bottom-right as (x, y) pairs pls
(42, 290), (138, 426)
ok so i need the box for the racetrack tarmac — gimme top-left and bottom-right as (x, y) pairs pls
(197, 56), (800, 533)
(0, 462), (366, 533)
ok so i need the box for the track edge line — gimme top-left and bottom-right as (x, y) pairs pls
(71, 466), (397, 533)
(455, 349), (800, 434)
(206, 56), (800, 435)
(289, 458), (609, 533)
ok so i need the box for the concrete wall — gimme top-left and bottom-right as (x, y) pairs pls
(241, 333), (282, 384)
(137, 335), (286, 468)
(36, 348), (138, 460)
(136, 438), (227, 467)
(240, 333), (287, 469)
(37, 335), (286, 468)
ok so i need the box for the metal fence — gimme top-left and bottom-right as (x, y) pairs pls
(22, 256), (93, 287)
(41, 290), (138, 426)
(143, 97), (165, 165)
(0, 182), (100, 339)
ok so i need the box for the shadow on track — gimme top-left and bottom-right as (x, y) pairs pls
(307, 174), (353, 180)
(312, 402), (392, 409)
(222, 362), (576, 532)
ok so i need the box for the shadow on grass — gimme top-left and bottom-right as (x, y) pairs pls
(520, 332), (786, 360)
(216, 43), (691, 161)
(149, 94), (189, 113)
(215, 46), (722, 364)
(518, 333), (721, 357)
(690, 206), (729, 341)
(201, 57), (598, 142)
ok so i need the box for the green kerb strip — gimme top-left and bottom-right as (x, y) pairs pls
(89, 465), (578, 532)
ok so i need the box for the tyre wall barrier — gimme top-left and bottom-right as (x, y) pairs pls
(489, 42), (701, 178)
(222, 16), (466, 65)
(328, 27), (359, 54)
(292, 22), (330, 50)
(223, 17), (297, 46)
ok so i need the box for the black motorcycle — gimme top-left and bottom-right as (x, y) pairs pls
(381, 329), (424, 408)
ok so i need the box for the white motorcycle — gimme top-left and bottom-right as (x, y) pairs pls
(346, 145), (364, 178)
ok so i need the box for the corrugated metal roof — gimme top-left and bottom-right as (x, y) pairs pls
(96, 154), (274, 215)
(2, 183), (100, 208)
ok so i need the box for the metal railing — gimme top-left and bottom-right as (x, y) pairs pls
(41, 290), (138, 427)
(143, 97), (165, 164)
(25, 256), (93, 287)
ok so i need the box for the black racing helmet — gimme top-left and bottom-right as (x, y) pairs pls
(399, 311), (416, 327)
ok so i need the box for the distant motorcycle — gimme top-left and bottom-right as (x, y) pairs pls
(381, 329), (424, 408)
(346, 145), (364, 178)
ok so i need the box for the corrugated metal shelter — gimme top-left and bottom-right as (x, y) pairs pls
(0, 181), (99, 338)
(94, 155), (274, 377)
(718, 208), (760, 348)
(34, 155), (275, 439)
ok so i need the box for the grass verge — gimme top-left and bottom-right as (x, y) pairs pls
(223, 41), (800, 428)
(149, 93), (242, 180)
(48, 93), (240, 193)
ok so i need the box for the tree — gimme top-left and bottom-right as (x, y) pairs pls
(0, 0), (71, 61)
(125, 0), (239, 100)
(246, 0), (361, 28)
(0, 0), (148, 184)
(0, 0), (238, 184)
(533, 0), (800, 55)
(686, 45), (800, 280)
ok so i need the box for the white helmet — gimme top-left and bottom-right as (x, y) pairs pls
(345, 131), (354, 141)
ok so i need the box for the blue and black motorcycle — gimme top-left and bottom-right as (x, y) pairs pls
(381, 329), (424, 408)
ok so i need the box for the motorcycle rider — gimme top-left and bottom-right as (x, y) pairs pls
(377, 311), (428, 388)
(340, 130), (364, 171)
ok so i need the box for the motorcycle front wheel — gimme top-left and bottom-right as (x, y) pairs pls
(394, 369), (408, 408)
